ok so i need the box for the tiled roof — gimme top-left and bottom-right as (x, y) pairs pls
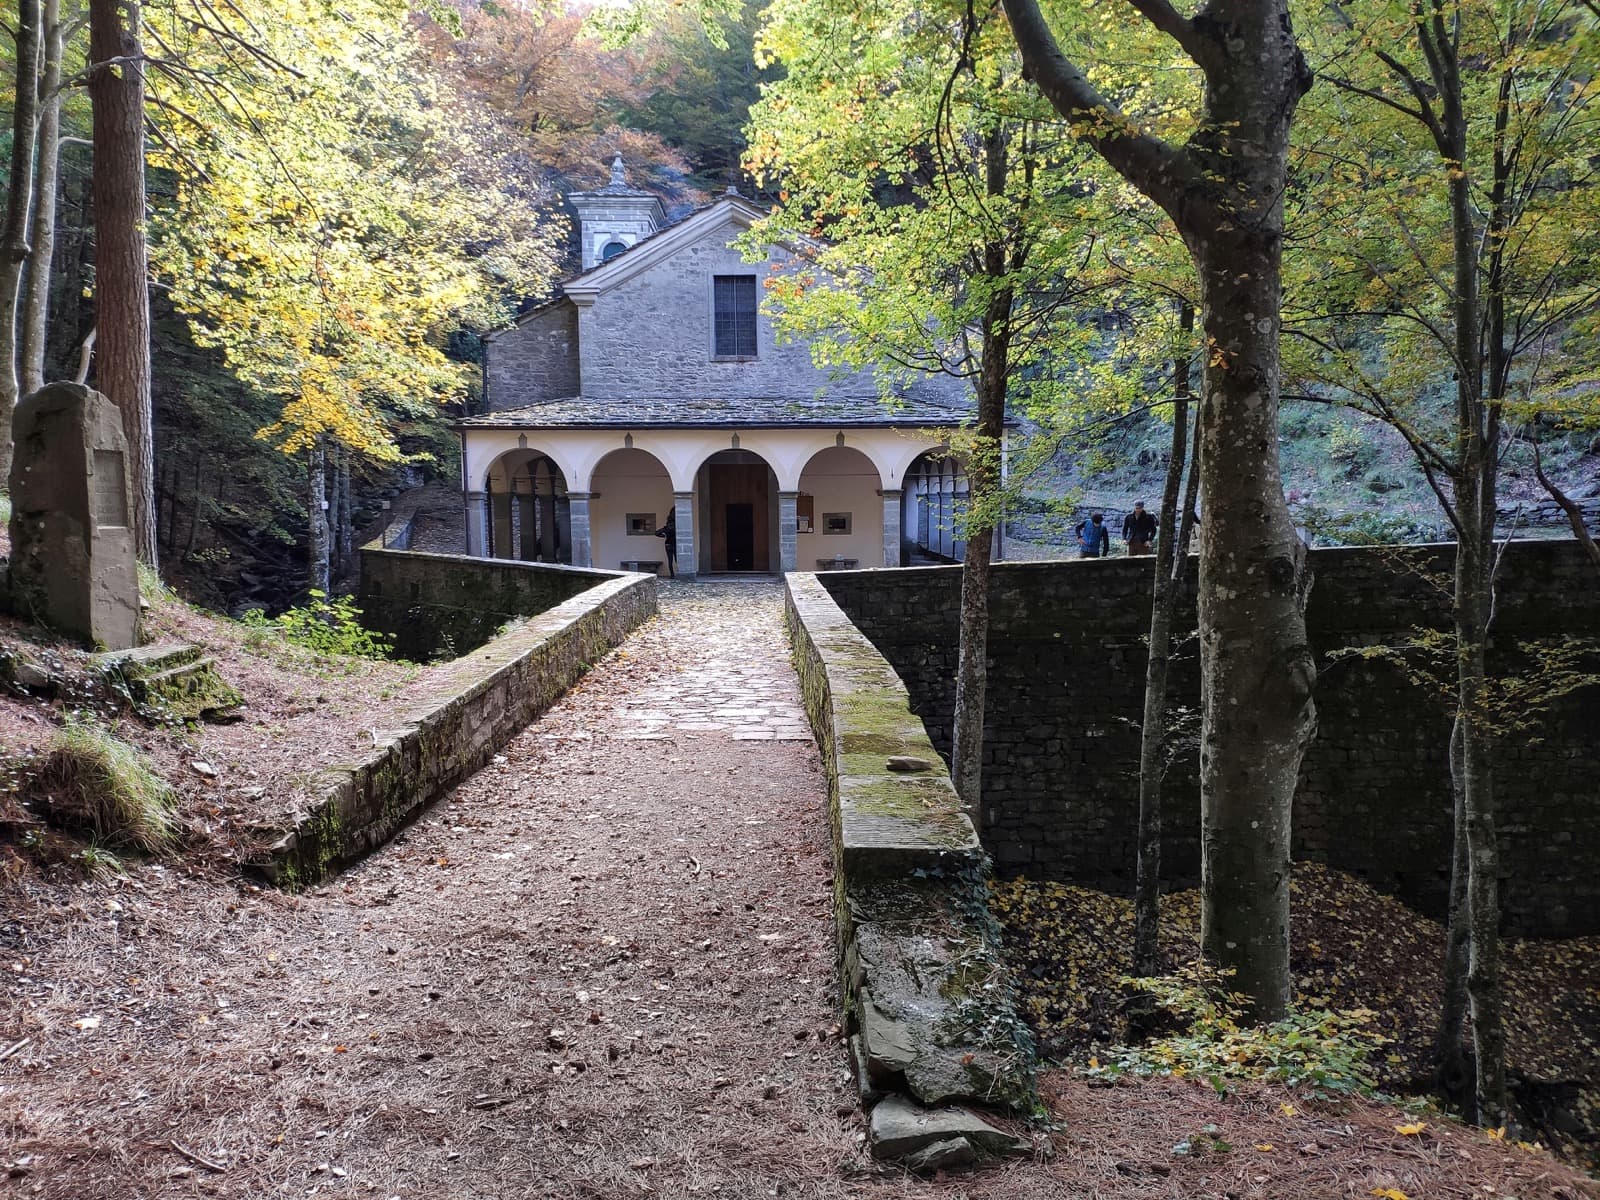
(456, 392), (979, 430)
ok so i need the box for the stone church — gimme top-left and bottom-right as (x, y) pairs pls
(455, 159), (982, 577)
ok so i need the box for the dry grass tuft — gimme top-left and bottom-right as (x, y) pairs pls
(33, 722), (176, 853)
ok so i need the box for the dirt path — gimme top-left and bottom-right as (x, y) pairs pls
(2, 581), (898, 1199)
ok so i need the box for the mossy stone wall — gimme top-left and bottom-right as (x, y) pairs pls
(258, 569), (656, 888)
(359, 546), (621, 660)
(819, 540), (1600, 938)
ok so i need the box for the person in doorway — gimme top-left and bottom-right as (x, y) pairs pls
(1075, 513), (1110, 558)
(654, 509), (677, 577)
(1123, 501), (1158, 556)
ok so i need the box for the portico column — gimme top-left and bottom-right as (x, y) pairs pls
(778, 491), (799, 573)
(567, 492), (592, 567)
(465, 491), (488, 557)
(673, 491), (697, 579)
(881, 489), (903, 568)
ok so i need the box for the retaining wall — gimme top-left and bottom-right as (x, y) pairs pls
(257, 567), (656, 888)
(785, 573), (1034, 1121)
(359, 546), (616, 660)
(819, 540), (1600, 937)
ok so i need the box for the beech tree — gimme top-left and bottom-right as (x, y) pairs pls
(1, 0), (43, 483)
(1288, 0), (1600, 1122)
(746, 0), (1128, 821)
(997, 0), (1319, 1016)
(146, 0), (564, 590)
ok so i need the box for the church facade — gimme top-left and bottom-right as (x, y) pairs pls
(456, 160), (982, 577)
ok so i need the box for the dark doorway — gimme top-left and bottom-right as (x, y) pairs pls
(725, 503), (755, 570)
(704, 452), (773, 571)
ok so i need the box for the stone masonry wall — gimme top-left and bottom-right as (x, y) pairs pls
(257, 570), (656, 889)
(484, 300), (581, 412)
(359, 546), (617, 661)
(819, 541), (1600, 937)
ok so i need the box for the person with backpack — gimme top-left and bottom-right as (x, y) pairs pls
(1075, 512), (1110, 558)
(1122, 501), (1158, 556)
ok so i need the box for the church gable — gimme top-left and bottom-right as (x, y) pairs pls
(574, 210), (890, 404)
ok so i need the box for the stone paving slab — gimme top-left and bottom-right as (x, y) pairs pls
(613, 580), (815, 743)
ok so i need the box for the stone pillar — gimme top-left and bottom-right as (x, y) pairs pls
(567, 492), (592, 568)
(881, 489), (903, 569)
(778, 491), (799, 573)
(673, 491), (697, 579)
(464, 491), (488, 557)
(6, 383), (140, 649)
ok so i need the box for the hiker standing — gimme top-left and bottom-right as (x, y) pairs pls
(1075, 513), (1110, 559)
(1122, 501), (1158, 556)
(654, 510), (677, 577)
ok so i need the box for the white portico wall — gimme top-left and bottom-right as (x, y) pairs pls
(797, 446), (884, 569)
(589, 448), (675, 573)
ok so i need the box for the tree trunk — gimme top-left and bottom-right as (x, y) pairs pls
(308, 440), (331, 596)
(20, 0), (63, 397)
(949, 128), (1016, 825)
(949, 294), (1009, 822)
(89, 0), (157, 563)
(1001, 0), (1317, 1019)
(1134, 303), (1196, 978)
(1457, 518), (1505, 1125)
(1435, 714), (1471, 1105)
(1, 0), (44, 484)
(336, 445), (353, 569)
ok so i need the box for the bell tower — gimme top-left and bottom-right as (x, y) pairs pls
(568, 156), (667, 270)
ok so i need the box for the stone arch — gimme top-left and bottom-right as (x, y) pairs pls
(484, 448), (571, 563)
(902, 447), (967, 564)
(589, 447), (675, 574)
(694, 447), (780, 573)
(797, 444), (884, 571)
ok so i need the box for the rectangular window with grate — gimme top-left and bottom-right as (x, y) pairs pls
(712, 275), (758, 359)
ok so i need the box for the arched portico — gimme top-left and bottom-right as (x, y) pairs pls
(479, 449), (573, 563)
(903, 448), (968, 564)
(590, 448), (675, 575)
(694, 448), (779, 573)
(796, 445), (885, 571)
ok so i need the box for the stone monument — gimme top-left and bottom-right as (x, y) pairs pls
(6, 383), (140, 649)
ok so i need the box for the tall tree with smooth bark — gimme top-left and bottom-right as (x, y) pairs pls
(746, 0), (1123, 824)
(2, 0), (43, 483)
(1288, 0), (1600, 1120)
(998, 0), (1319, 1017)
(1133, 301), (1201, 978)
(89, 0), (156, 562)
(21, 0), (69, 397)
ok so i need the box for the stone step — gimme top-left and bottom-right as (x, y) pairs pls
(94, 642), (242, 722)
(94, 641), (203, 677)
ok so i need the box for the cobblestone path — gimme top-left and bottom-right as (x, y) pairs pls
(610, 581), (813, 742)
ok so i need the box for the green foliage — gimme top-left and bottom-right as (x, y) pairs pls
(35, 722), (177, 855)
(1296, 505), (1429, 547)
(1087, 964), (1383, 1099)
(241, 591), (396, 662)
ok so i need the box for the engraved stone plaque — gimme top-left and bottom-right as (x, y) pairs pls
(93, 450), (129, 528)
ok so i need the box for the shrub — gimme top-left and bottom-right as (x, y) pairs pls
(34, 722), (177, 854)
(242, 590), (395, 661)
(1086, 964), (1382, 1099)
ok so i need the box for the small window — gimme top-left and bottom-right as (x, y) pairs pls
(626, 512), (656, 535)
(712, 274), (758, 358)
(601, 240), (628, 262)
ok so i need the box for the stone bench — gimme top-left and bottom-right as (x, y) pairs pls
(619, 559), (664, 575)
